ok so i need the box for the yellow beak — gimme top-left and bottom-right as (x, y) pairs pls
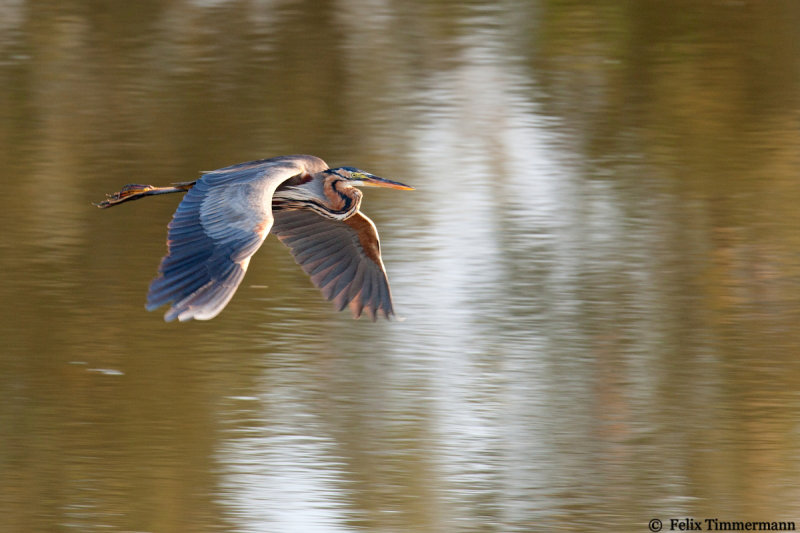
(356, 173), (415, 190)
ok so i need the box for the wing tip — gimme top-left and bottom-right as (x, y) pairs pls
(154, 302), (226, 322)
(145, 267), (245, 323)
(348, 303), (394, 321)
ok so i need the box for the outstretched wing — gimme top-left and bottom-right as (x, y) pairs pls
(147, 157), (319, 321)
(271, 209), (394, 320)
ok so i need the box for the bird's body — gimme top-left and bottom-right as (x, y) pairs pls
(97, 155), (413, 322)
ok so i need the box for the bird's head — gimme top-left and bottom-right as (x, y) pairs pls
(325, 166), (414, 190)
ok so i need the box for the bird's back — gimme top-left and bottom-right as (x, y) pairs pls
(203, 154), (329, 179)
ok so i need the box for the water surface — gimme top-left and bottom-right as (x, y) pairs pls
(1, 1), (800, 532)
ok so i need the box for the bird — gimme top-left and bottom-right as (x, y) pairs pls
(96, 154), (414, 322)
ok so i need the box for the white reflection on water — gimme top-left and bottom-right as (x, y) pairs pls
(219, 395), (353, 533)
(388, 48), (567, 530)
(216, 32), (574, 532)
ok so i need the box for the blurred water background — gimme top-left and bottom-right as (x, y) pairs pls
(1, 1), (800, 531)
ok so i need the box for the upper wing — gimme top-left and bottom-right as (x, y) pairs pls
(271, 209), (394, 320)
(147, 158), (312, 321)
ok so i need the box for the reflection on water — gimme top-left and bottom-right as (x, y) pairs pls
(2, 1), (800, 532)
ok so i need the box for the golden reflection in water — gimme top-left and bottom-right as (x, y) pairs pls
(1, 1), (800, 532)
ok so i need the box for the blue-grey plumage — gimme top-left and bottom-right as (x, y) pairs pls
(96, 154), (413, 321)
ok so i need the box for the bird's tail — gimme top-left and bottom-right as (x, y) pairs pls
(94, 181), (196, 208)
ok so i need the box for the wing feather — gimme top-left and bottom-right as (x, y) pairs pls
(146, 156), (322, 321)
(346, 261), (367, 302)
(295, 239), (344, 264)
(271, 209), (394, 319)
(318, 252), (357, 290)
(362, 270), (378, 320)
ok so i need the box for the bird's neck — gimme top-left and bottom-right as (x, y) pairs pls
(324, 178), (362, 219)
(272, 178), (362, 221)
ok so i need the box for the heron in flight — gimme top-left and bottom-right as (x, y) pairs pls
(96, 155), (413, 322)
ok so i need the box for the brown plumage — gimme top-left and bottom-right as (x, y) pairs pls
(96, 155), (413, 322)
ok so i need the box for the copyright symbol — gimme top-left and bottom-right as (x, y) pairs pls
(649, 519), (663, 532)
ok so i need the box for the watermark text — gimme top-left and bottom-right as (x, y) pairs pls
(648, 518), (796, 532)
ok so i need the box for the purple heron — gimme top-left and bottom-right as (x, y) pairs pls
(96, 155), (413, 322)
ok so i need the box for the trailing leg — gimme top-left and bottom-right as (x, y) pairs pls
(95, 181), (195, 208)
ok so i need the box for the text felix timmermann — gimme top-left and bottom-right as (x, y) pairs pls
(670, 518), (796, 531)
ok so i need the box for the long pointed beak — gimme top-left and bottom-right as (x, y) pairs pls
(357, 173), (415, 190)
